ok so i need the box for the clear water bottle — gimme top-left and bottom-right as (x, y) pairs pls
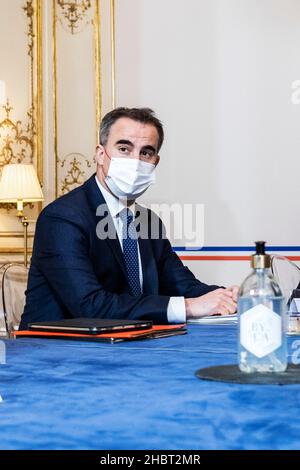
(238, 241), (287, 373)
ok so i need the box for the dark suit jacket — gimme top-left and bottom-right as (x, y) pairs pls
(20, 175), (219, 329)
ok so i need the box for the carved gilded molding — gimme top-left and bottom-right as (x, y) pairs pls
(0, 0), (43, 247)
(53, 0), (102, 197)
(110, 0), (115, 108)
(23, 0), (35, 60)
(23, 0), (43, 181)
(0, 101), (34, 170)
(57, 0), (92, 34)
(0, 0), (43, 179)
(58, 153), (93, 194)
(0, 232), (34, 238)
(0, 248), (33, 254)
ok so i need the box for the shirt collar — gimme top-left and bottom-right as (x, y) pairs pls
(95, 175), (136, 218)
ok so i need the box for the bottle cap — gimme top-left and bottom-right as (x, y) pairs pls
(251, 241), (271, 268)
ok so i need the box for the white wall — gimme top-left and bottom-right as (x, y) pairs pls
(1, 0), (300, 288)
(0, 0), (114, 251)
(114, 0), (300, 286)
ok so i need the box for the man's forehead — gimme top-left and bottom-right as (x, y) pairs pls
(109, 117), (159, 143)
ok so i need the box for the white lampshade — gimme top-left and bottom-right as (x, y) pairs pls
(0, 164), (44, 203)
(0, 80), (6, 104)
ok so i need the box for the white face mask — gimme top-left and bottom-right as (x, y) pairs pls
(105, 157), (156, 200)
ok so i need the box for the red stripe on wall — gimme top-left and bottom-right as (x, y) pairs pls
(179, 256), (300, 261)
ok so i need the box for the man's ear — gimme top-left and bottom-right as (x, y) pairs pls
(155, 155), (160, 166)
(95, 145), (105, 165)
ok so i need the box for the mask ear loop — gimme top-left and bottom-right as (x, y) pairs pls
(101, 146), (112, 163)
(106, 152), (112, 162)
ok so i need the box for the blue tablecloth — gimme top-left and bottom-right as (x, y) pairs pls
(0, 325), (300, 450)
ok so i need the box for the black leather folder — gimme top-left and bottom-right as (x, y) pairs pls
(28, 317), (153, 335)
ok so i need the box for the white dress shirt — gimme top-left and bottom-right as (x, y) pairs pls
(95, 176), (186, 323)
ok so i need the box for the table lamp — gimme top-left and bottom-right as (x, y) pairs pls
(0, 163), (44, 266)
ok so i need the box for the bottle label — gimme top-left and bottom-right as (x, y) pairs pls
(240, 303), (282, 358)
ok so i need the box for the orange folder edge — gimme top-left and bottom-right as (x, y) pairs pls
(13, 324), (186, 339)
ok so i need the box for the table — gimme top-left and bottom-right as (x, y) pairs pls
(0, 325), (300, 450)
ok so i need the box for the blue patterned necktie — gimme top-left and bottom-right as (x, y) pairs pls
(119, 208), (142, 296)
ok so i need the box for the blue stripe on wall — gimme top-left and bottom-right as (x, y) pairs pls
(173, 246), (300, 252)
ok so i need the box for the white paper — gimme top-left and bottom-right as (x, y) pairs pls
(188, 314), (238, 325)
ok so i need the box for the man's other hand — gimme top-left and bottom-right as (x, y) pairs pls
(185, 286), (239, 320)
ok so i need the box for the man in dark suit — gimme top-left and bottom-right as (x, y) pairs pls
(20, 108), (237, 329)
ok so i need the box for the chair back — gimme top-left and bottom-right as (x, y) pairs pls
(271, 255), (300, 337)
(2, 263), (29, 337)
(271, 255), (300, 297)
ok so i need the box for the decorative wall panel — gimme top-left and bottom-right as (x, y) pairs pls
(0, 0), (115, 253)
(53, 0), (102, 197)
(0, 0), (42, 177)
(0, 0), (43, 251)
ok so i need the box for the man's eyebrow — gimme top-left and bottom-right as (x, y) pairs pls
(115, 139), (133, 146)
(141, 145), (156, 153)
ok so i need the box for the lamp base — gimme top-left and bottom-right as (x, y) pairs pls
(19, 216), (29, 267)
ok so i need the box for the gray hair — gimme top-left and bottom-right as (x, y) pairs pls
(99, 107), (164, 152)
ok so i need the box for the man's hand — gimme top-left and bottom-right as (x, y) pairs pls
(226, 285), (239, 303)
(185, 286), (239, 320)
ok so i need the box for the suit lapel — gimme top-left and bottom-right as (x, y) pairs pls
(84, 175), (128, 280)
(136, 204), (159, 295)
(138, 237), (159, 294)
